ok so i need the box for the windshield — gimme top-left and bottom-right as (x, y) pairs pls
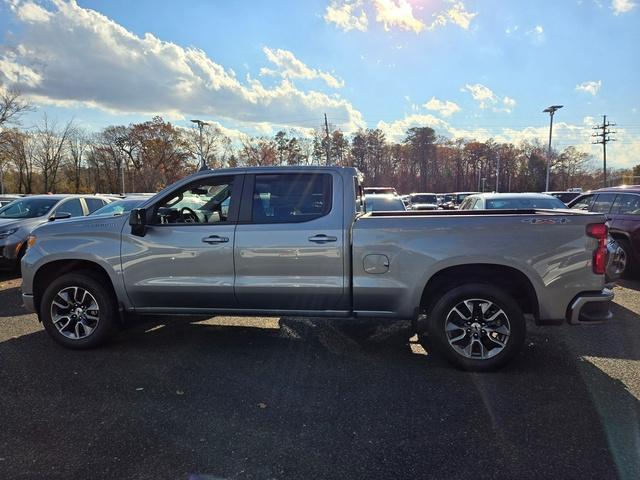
(365, 196), (406, 212)
(91, 199), (145, 216)
(0, 198), (58, 219)
(411, 194), (437, 203)
(485, 197), (567, 209)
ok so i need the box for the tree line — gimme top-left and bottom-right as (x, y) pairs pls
(0, 87), (634, 195)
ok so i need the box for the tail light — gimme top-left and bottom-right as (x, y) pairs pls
(586, 223), (608, 275)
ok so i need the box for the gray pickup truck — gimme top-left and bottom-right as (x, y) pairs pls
(21, 166), (613, 370)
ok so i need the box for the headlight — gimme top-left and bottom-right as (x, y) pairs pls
(27, 234), (37, 249)
(0, 228), (18, 239)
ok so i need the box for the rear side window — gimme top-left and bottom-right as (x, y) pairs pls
(85, 197), (106, 213)
(57, 198), (84, 217)
(252, 173), (332, 223)
(591, 193), (617, 214)
(571, 194), (595, 211)
(612, 194), (640, 215)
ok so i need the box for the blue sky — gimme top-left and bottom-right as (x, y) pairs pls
(1, 0), (639, 166)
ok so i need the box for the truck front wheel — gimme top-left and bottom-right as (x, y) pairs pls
(40, 272), (118, 349)
(423, 283), (526, 371)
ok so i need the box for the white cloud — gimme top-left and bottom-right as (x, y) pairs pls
(611, 0), (637, 15)
(430, 1), (478, 30)
(377, 113), (451, 142)
(324, 0), (477, 33)
(461, 83), (516, 113)
(576, 80), (602, 95)
(324, 0), (368, 32)
(373, 0), (424, 33)
(259, 47), (344, 89)
(12, 0), (52, 22)
(525, 24), (545, 44)
(502, 96), (516, 108)
(423, 97), (461, 117)
(2, 0), (364, 132)
(461, 83), (497, 108)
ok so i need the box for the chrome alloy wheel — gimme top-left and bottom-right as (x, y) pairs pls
(444, 298), (511, 360)
(50, 286), (100, 340)
(610, 244), (628, 277)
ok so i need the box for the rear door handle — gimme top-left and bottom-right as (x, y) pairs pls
(308, 234), (337, 243)
(202, 235), (229, 244)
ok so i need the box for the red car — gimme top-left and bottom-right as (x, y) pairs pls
(569, 186), (640, 276)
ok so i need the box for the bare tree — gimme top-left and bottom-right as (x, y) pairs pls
(0, 85), (31, 130)
(0, 129), (37, 193)
(34, 114), (74, 192)
(67, 127), (90, 193)
(185, 123), (226, 169)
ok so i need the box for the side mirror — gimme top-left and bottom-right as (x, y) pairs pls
(48, 212), (72, 221)
(129, 208), (147, 236)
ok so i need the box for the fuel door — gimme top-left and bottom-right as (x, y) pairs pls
(363, 254), (390, 274)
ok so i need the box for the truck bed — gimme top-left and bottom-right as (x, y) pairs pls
(367, 208), (596, 217)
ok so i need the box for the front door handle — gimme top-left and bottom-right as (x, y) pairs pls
(308, 234), (337, 243)
(202, 235), (229, 244)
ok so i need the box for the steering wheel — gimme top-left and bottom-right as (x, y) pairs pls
(180, 207), (200, 223)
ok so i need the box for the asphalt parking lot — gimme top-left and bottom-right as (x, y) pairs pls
(0, 273), (639, 480)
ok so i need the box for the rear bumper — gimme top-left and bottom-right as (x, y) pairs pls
(567, 288), (614, 325)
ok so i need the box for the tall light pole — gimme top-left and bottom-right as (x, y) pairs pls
(191, 119), (210, 171)
(543, 105), (563, 191)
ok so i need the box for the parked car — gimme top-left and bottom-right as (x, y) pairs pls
(22, 166), (612, 371)
(0, 194), (110, 270)
(543, 191), (582, 205)
(568, 186), (640, 276)
(0, 194), (24, 207)
(408, 193), (439, 210)
(90, 196), (150, 217)
(363, 187), (398, 196)
(441, 192), (478, 209)
(364, 193), (406, 212)
(459, 193), (568, 210)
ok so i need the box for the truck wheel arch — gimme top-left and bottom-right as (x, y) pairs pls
(32, 260), (118, 318)
(419, 264), (540, 325)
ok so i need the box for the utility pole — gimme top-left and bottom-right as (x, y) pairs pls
(495, 150), (500, 193)
(543, 105), (563, 192)
(191, 119), (210, 171)
(592, 115), (616, 188)
(324, 113), (331, 166)
(121, 160), (125, 195)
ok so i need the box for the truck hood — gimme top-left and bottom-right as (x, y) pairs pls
(32, 214), (129, 238)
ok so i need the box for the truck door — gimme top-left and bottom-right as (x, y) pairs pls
(233, 172), (347, 312)
(121, 174), (242, 311)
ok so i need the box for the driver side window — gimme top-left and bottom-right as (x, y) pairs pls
(153, 176), (235, 225)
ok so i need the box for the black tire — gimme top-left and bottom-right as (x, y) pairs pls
(40, 271), (118, 349)
(616, 238), (637, 278)
(423, 283), (526, 371)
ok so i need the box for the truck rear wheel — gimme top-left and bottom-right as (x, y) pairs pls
(423, 283), (526, 371)
(40, 272), (118, 349)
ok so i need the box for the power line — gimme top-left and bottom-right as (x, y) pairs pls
(592, 115), (616, 187)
